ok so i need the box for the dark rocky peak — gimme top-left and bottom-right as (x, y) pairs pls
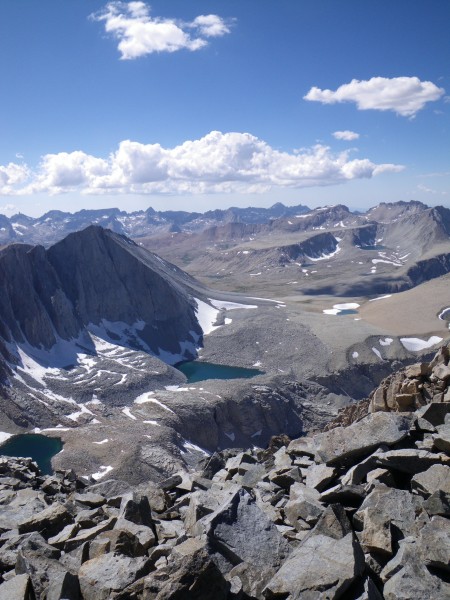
(0, 226), (204, 369)
(36, 209), (71, 224)
(10, 212), (35, 225)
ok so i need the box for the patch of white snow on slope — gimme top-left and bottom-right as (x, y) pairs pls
(91, 465), (113, 481)
(380, 338), (393, 346)
(122, 407), (137, 420)
(400, 336), (443, 352)
(307, 244), (341, 261)
(369, 295), (392, 302)
(134, 394), (175, 414)
(0, 432), (13, 444)
(195, 299), (221, 335)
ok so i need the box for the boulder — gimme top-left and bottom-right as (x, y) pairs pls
(313, 413), (412, 465)
(113, 518), (157, 551)
(284, 483), (324, 529)
(18, 502), (72, 538)
(417, 516), (450, 572)
(354, 487), (421, 555)
(64, 517), (117, 552)
(78, 553), (152, 600)
(416, 403), (450, 427)
(45, 571), (80, 600)
(307, 503), (353, 540)
(0, 573), (35, 600)
(375, 448), (450, 473)
(73, 492), (106, 508)
(126, 547), (229, 600)
(433, 423), (450, 453)
(423, 490), (450, 516)
(383, 561), (450, 600)
(207, 488), (290, 597)
(305, 463), (336, 491)
(411, 464), (450, 497)
(15, 533), (70, 599)
(263, 533), (365, 599)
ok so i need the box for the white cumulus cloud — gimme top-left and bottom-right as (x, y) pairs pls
(91, 1), (232, 59)
(333, 130), (360, 141)
(0, 163), (30, 195)
(304, 76), (445, 117)
(0, 132), (404, 197)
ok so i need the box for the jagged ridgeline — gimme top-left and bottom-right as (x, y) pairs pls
(0, 345), (448, 599)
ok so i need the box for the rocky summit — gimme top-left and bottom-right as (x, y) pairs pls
(0, 345), (449, 599)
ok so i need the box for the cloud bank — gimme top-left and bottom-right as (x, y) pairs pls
(304, 76), (445, 117)
(0, 131), (404, 197)
(91, 1), (232, 59)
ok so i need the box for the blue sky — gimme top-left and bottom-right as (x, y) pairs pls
(0, 0), (449, 216)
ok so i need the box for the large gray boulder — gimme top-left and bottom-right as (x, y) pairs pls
(0, 573), (35, 600)
(207, 488), (290, 597)
(78, 553), (152, 600)
(383, 561), (450, 600)
(263, 533), (365, 599)
(411, 464), (450, 497)
(18, 502), (72, 538)
(313, 413), (412, 465)
(417, 516), (450, 572)
(354, 486), (422, 555)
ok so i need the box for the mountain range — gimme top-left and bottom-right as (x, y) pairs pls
(0, 202), (310, 247)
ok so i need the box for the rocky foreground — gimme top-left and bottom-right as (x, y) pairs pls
(1, 350), (450, 599)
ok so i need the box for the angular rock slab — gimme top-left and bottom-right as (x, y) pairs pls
(417, 516), (450, 572)
(313, 413), (412, 465)
(263, 533), (365, 599)
(411, 464), (450, 497)
(208, 488), (290, 597)
(78, 553), (152, 600)
(354, 487), (421, 555)
(0, 574), (35, 600)
(383, 561), (450, 600)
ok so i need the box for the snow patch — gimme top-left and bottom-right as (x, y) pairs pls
(379, 338), (393, 346)
(369, 295), (392, 302)
(122, 407), (137, 420)
(91, 465), (113, 481)
(134, 392), (155, 404)
(0, 432), (13, 444)
(400, 336), (443, 352)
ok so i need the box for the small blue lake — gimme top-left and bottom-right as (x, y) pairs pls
(176, 361), (263, 383)
(0, 434), (63, 475)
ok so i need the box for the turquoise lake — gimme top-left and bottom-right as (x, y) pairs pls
(176, 361), (263, 383)
(0, 434), (63, 475)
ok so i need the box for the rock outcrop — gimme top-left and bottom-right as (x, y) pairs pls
(1, 394), (449, 598)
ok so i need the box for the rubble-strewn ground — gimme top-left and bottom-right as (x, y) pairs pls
(1, 346), (449, 599)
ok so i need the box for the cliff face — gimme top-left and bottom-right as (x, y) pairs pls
(0, 226), (203, 367)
